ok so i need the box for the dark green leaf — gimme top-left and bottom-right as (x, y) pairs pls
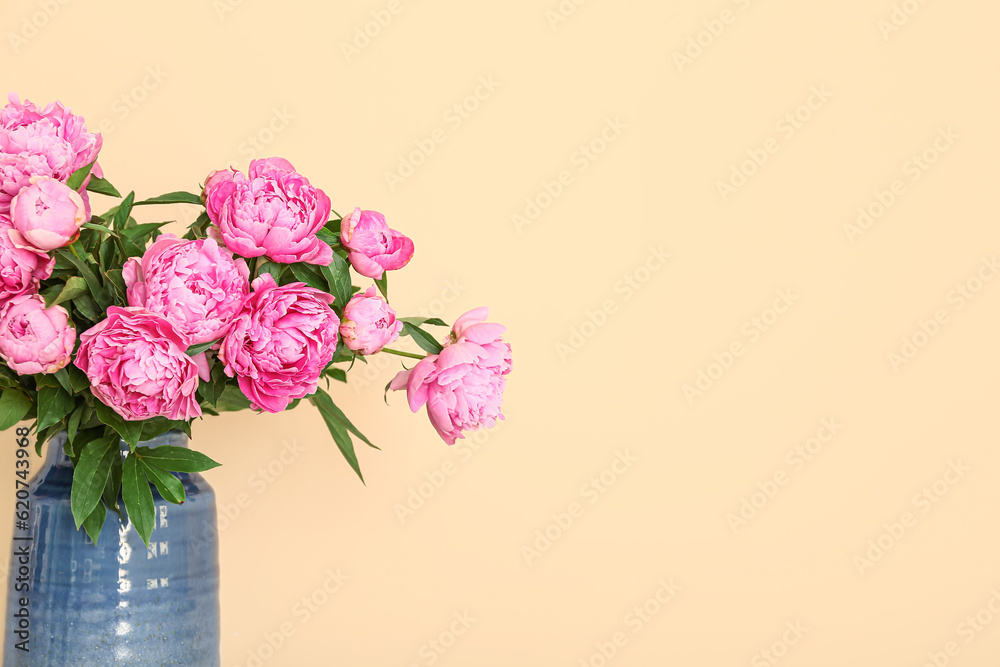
(72, 293), (102, 322)
(324, 368), (348, 383)
(82, 501), (106, 544)
(70, 434), (118, 529)
(66, 365), (90, 394)
(198, 363), (228, 408)
(87, 176), (122, 198)
(139, 460), (185, 504)
(36, 385), (75, 433)
(400, 317), (448, 328)
(375, 273), (388, 300)
(310, 392), (365, 482)
(402, 322), (444, 355)
(186, 340), (218, 356)
(136, 445), (220, 473)
(112, 192), (135, 232)
(321, 253), (352, 308)
(134, 191), (202, 206)
(81, 222), (117, 236)
(289, 263), (329, 291)
(66, 160), (96, 192)
(122, 221), (171, 244)
(215, 384), (252, 412)
(67, 404), (84, 444)
(311, 388), (377, 449)
(49, 277), (89, 309)
(56, 247), (110, 309)
(93, 401), (143, 450)
(122, 454), (155, 547)
(103, 453), (124, 512)
(104, 269), (127, 302)
(0, 390), (32, 431)
(258, 262), (284, 281)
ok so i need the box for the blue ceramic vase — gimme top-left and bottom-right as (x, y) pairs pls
(3, 431), (220, 666)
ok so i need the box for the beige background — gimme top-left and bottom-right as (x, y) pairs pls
(3, 0), (1000, 665)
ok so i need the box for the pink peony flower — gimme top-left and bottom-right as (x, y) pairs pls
(340, 208), (414, 279)
(208, 157), (333, 266)
(123, 234), (251, 345)
(339, 286), (403, 356)
(74, 307), (203, 422)
(0, 293), (75, 375)
(390, 307), (511, 445)
(9, 176), (87, 250)
(0, 93), (102, 214)
(219, 274), (340, 413)
(0, 215), (54, 307)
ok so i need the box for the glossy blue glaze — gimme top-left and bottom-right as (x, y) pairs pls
(3, 431), (220, 666)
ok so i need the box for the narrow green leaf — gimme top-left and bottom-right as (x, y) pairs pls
(87, 176), (122, 198)
(312, 388), (377, 449)
(134, 191), (202, 206)
(67, 403), (84, 444)
(310, 393), (365, 482)
(66, 160), (96, 191)
(93, 401), (143, 450)
(400, 317), (448, 328)
(56, 248), (110, 309)
(82, 501), (106, 544)
(136, 445), (220, 473)
(121, 221), (171, 243)
(66, 365), (90, 394)
(112, 192), (135, 232)
(104, 269), (127, 302)
(36, 385), (75, 433)
(72, 293), (102, 322)
(139, 460), (185, 504)
(321, 252), (352, 308)
(70, 434), (118, 529)
(103, 453), (124, 512)
(81, 222), (118, 236)
(185, 340), (218, 356)
(197, 363), (228, 408)
(324, 368), (348, 383)
(0, 390), (31, 430)
(49, 277), (89, 309)
(375, 273), (388, 300)
(401, 322), (444, 355)
(122, 454), (155, 547)
(289, 263), (329, 291)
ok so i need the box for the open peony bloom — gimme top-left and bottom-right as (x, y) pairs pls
(339, 286), (402, 356)
(74, 307), (203, 422)
(219, 273), (340, 413)
(0, 293), (75, 375)
(340, 208), (414, 279)
(123, 234), (251, 345)
(0, 93), (102, 215)
(205, 157), (333, 266)
(390, 307), (511, 445)
(0, 215), (54, 307)
(9, 176), (87, 250)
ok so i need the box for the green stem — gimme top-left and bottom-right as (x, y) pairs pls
(381, 348), (426, 361)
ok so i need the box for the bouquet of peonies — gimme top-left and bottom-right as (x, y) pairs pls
(0, 94), (511, 546)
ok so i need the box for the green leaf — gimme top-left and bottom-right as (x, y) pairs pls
(289, 263), (329, 291)
(215, 384), (252, 412)
(258, 262), (284, 282)
(66, 160), (96, 192)
(321, 253), (352, 308)
(122, 454), (155, 547)
(134, 191), (202, 206)
(103, 453), (124, 512)
(122, 221), (171, 244)
(310, 392), (365, 482)
(375, 273), (388, 300)
(139, 460), (185, 504)
(401, 322), (444, 355)
(112, 191), (135, 232)
(87, 176), (122, 198)
(72, 293), (102, 322)
(104, 269), (127, 302)
(311, 388), (377, 449)
(93, 401), (143, 450)
(136, 445), (220, 473)
(66, 404), (84, 444)
(138, 417), (186, 442)
(198, 363), (228, 408)
(185, 340), (219, 356)
(56, 247), (110, 309)
(49, 277), (89, 309)
(70, 434), (118, 529)
(66, 365), (90, 394)
(53, 367), (74, 392)
(36, 385), (75, 433)
(0, 390), (32, 431)
(81, 222), (118, 236)
(65, 427), (101, 460)
(400, 317), (448, 328)
(82, 501), (106, 545)
(324, 367), (348, 383)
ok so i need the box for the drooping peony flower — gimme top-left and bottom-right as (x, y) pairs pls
(339, 286), (402, 356)
(0, 93), (102, 214)
(74, 307), (202, 421)
(0, 214), (54, 307)
(207, 157), (333, 266)
(0, 293), (75, 375)
(123, 234), (251, 345)
(218, 274), (340, 413)
(9, 176), (87, 250)
(390, 307), (511, 445)
(340, 208), (413, 279)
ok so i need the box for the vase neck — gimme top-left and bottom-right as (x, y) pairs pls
(45, 430), (190, 467)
